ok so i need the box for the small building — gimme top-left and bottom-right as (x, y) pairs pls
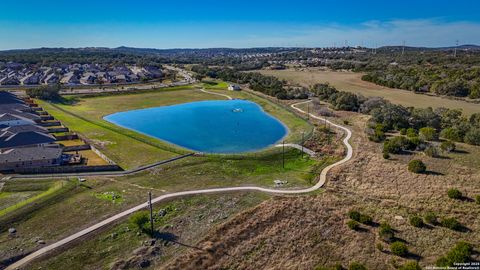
(0, 145), (63, 172)
(228, 84), (241, 91)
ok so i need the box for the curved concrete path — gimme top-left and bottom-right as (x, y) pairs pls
(199, 88), (233, 100)
(6, 100), (352, 270)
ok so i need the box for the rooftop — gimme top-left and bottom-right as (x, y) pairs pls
(0, 145), (62, 163)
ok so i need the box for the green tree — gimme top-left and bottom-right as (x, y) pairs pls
(408, 160), (426, 174)
(347, 220), (360, 231)
(436, 241), (473, 267)
(348, 262), (367, 270)
(464, 128), (480, 145)
(440, 128), (463, 142)
(391, 241), (409, 257)
(419, 127), (438, 141)
(440, 141), (456, 152)
(441, 217), (462, 231)
(129, 211), (150, 232)
(409, 216), (424, 228)
(447, 189), (462, 200)
(424, 212), (438, 225)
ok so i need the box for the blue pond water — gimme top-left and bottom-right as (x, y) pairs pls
(104, 100), (288, 153)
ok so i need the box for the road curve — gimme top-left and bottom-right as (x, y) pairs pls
(6, 100), (353, 270)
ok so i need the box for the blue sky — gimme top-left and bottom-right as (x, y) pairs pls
(1, 0), (479, 49)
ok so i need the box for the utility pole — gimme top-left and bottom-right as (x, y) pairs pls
(282, 140), (285, 169)
(454, 40), (459, 58)
(402, 40), (405, 56)
(148, 191), (154, 236)
(301, 131), (305, 159)
(307, 102), (310, 120)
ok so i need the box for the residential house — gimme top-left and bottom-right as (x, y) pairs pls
(228, 84), (241, 91)
(0, 145), (63, 172)
(0, 113), (37, 127)
(0, 131), (56, 149)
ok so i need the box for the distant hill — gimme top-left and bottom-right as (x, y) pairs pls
(378, 44), (480, 52)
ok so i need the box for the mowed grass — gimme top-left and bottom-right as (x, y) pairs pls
(37, 87), (224, 169)
(257, 69), (480, 116)
(0, 180), (68, 217)
(120, 148), (333, 192)
(0, 85), (325, 267)
(38, 85), (312, 168)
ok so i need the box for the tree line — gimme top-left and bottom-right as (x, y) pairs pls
(311, 83), (480, 146)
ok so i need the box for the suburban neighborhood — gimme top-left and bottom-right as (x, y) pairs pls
(0, 63), (163, 86)
(0, 91), (112, 173)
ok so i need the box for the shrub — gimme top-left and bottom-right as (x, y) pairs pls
(348, 262), (367, 270)
(391, 241), (409, 257)
(343, 120), (350, 125)
(379, 222), (394, 242)
(406, 128), (417, 138)
(419, 127), (438, 141)
(447, 189), (462, 200)
(441, 217), (462, 231)
(348, 210), (361, 221)
(440, 141), (456, 152)
(424, 212), (438, 225)
(406, 136), (423, 151)
(436, 241), (473, 267)
(464, 128), (480, 145)
(383, 152), (390, 159)
(129, 211), (150, 231)
(408, 160), (426, 173)
(359, 214), (373, 225)
(424, 146), (439, 157)
(440, 127), (463, 142)
(347, 220), (360, 230)
(409, 216), (424, 228)
(376, 243), (384, 252)
(400, 128), (407, 135)
(399, 261), (422, 270)
(384, 136), (409, 154)
(476, 195), (480, 204)
(26, 84), (61, 101)
(370, 125), (386, 142)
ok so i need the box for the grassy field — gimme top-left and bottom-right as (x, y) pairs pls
(258, 69), (480, 116)
(0, 83), (327, 268)
(0, 180), (68, 217)
(38, 85), (312, 169)
(29, 192), (269, 270)
(163, 113), (480, 270)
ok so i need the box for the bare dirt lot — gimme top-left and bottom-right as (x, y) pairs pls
(162, 113), (480, 270)
(258, 69), (480, 116)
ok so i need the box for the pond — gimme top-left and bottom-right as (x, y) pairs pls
(104, 100), (288, 153)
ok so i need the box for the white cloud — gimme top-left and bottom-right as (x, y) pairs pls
(0, 19), (479, 49)
(222, 19), (480, 48)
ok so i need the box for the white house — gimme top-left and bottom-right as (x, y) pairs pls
(228, 84), (241, 91)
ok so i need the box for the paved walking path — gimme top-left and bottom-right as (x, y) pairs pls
(6, 100), (353, 270)
(199, 88), (233, 100)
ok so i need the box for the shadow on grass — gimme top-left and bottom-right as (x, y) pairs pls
(453, 149), (469, 154)
(153, 231), (204, 251)
(424, 170), (445, 176)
